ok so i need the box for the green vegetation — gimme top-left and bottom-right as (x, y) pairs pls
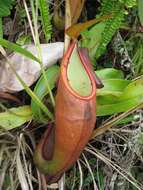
(0, 0), (143, 189)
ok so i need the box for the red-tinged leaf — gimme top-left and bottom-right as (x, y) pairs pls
(66, 14), (112, 39)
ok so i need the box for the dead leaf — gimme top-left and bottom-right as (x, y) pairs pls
(0, 92), (21, 104)
(69, 0), (85, 24)
(0, 43), (64, 92)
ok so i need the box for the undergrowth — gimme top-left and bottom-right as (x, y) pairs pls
(0, 0), (143, 190)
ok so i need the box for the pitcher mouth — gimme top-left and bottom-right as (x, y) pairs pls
(61, 41), (96, 100)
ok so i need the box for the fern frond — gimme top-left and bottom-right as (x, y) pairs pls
(95, 0), (136, 58)
(119, 0), (136, 7)
(100, 0), (115, 14)
(39, 0), (52, 42)
(96, 4), (125, 58)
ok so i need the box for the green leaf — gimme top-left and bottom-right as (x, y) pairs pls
(97, 79), (130, 96)
(0, 106), (32, 130)
(96, 68), (124, 80)
(119, 78), (143, 100)
(0, 38), (41, 63)
(96, 94), (119, 105)
(31, 65), (60, 123)
(138, 0), (143, 26)
(96, 68), (130, 97)
(0, 0), (13, 17)
(97, 77), (143, 116)
(97, 96), (143, 116)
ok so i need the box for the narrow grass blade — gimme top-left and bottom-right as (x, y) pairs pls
(0, 38), (41, 63)
(16, 149), (29, 190)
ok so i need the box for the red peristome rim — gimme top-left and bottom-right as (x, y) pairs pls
(61, 41), (96, 100)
